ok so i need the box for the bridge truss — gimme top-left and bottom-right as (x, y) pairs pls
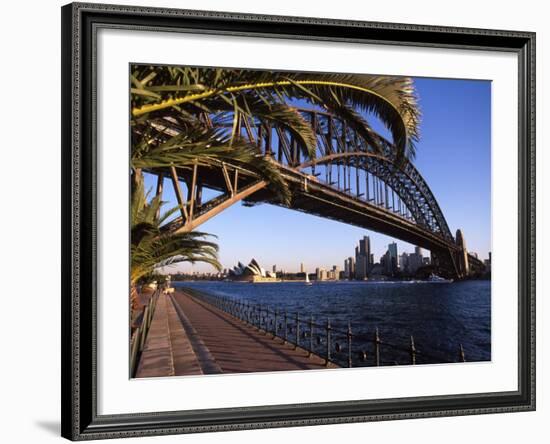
(138, 108), (485, 278)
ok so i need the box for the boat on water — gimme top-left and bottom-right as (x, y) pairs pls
(305, 272), (313, 286)
(426, 273), (454, 283)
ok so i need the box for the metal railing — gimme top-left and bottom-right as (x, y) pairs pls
(130, 289), (160, 377)
(184, 287), (467, 368)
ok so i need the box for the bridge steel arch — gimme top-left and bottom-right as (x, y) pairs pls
(298, 151), (453, 241)
(143, 108), (484, 279)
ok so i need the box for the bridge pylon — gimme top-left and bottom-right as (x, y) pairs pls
(455, 229), (470, 278)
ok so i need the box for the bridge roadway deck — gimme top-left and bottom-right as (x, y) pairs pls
(136, 290), (337, 378)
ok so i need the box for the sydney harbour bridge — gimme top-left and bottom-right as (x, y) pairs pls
(146, 107), (484, 279)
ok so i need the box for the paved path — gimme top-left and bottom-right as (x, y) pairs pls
(135, 289), (337, 378)
(135, 292), (204, 378)
(171, 290), (337, 375)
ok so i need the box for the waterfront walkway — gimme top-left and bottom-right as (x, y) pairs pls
(135, 289), (336, 378)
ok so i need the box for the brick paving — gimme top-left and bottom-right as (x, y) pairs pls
(171, 290), (337, 375)
(135, 293), (204, 378)
(135, 290), (337, 378)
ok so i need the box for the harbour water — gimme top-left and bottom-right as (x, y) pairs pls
(174, 280), (491, 367)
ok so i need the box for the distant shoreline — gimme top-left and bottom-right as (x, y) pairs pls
(172, 278), (489, 284)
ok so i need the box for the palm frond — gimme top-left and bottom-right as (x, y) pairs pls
(132, 124), (291, 204)
(203, 93), (317, 159)
(130, 67), (420, 163)
(130, 177), (222, 284)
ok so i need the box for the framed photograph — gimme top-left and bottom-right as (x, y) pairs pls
(61, 2), (535, 440)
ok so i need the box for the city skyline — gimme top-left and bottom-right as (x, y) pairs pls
(166, 233), (490, 277)
(149, 76), (491, 274)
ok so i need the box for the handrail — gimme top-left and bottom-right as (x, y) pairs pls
(182, 287), (467, 368)
(130, 288), (161, 377)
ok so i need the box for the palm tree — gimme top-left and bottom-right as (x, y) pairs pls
(130, 179), (221, 315)
(128, 66), (421, 319)
(130, 66), (421, 164)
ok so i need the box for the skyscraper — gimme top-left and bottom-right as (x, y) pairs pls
(355, 255), (368, 280)
(300, 262), (305, 273)
(359, 236), (373, 271)
(399, 252), (409, 272)
(386, 242), (398, 275)
(408, 246), (424, 274)
(347, 257), (355, 279)
(344, 257), (355, 279)
(355, 235), (372, 280)
(327, 265), (341, 280)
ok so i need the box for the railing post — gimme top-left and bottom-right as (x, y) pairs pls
(410, 335), (416, 365)
(309, 316), (314, 357)
(347, 321), (353, 368)
(326, 318), (332, 366)
(274, 309), (278, 338)
(374, 327), (380, 367)
(140, 306), (150, 350)
(459, 343), (466, 362)
(261, 306), (265, 332)
(130, 328), (141, 377)
(284, 311), (288, 343)
(295, 313), (300, 349)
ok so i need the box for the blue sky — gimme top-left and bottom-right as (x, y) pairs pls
(145, 76), (491, 274)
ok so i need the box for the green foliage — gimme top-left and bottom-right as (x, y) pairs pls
(131, 66), (421, 163)
(128, 66), (422, 286)
(132, 121), (290, 204)
(130, 179), (221, 285)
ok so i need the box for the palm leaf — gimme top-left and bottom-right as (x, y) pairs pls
(130, 176), (222, 284)
(130, 67), (421, 163)
(132, 124), (291, 204)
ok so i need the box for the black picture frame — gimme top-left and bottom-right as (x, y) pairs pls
(61, 2), (536, 440)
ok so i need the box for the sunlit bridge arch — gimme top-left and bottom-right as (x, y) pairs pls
(297, 151), (452, 240)
(144, 107), (484, 278)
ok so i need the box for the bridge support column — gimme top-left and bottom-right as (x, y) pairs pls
(455, 229), (470, 278)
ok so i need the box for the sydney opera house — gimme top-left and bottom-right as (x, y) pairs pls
(228, 259), (279, 283)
